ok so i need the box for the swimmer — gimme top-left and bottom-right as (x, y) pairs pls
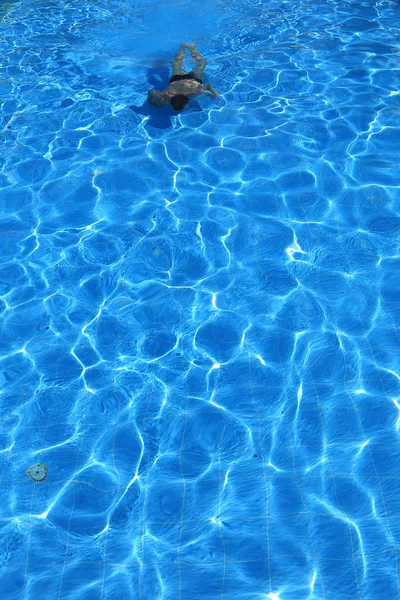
(147, 43), (218, 111)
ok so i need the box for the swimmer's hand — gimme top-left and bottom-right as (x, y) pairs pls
(202, 83), (218, 98)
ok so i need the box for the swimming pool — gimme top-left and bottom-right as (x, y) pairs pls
(1, 0), (400, 598)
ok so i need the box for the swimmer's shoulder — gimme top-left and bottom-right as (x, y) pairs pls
(148, 89), (168, 106)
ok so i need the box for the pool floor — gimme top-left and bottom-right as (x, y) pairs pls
(1, 0), (400, 598)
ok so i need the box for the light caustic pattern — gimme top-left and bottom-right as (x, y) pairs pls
(0, 0), (400, 598)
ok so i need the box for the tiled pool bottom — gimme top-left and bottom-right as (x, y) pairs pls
(1, 0), (400, 598)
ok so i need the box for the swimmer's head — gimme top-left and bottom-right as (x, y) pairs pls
(171, 94), (189, 111)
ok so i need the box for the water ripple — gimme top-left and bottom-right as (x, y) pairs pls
(1, 0), (400, 598)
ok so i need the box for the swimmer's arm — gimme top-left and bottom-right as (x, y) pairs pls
(201, 83), (218, 97)
(147, 89), (169, 106)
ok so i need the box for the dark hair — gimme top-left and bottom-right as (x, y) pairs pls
(171, 94), (189, 111)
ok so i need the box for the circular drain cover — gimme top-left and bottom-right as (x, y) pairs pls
(26, 463), (48, 483)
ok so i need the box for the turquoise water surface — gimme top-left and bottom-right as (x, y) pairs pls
(1, 0), (400, 598)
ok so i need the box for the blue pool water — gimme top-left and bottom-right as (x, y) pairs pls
(1, 0), (400, 598)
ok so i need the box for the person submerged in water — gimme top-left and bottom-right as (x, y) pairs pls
(147, 43), (218, 111)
